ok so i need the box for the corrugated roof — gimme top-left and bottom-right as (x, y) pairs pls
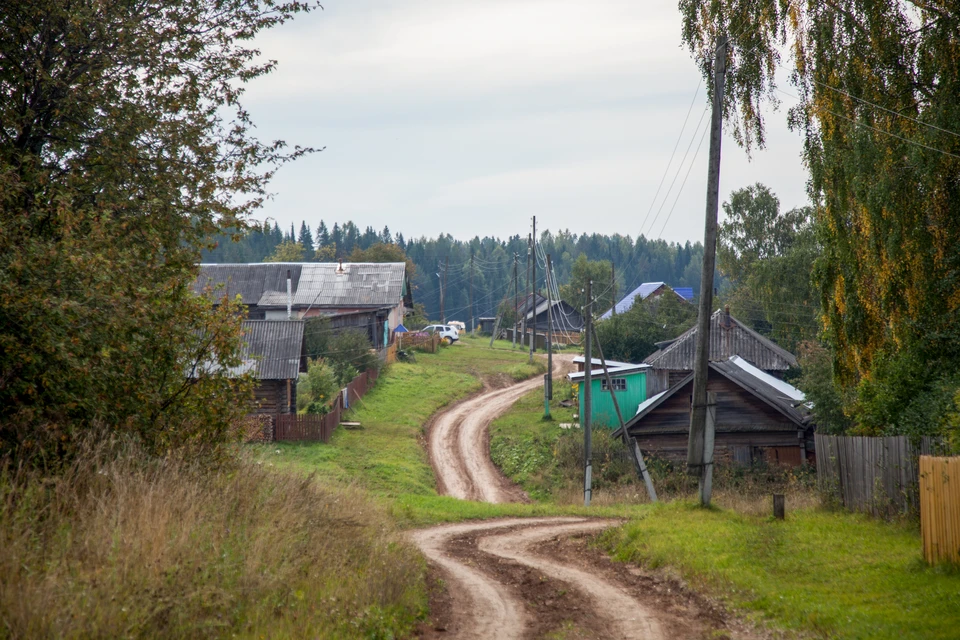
(237, 320), (304, 380)
(643, 309), (797, 371)
(195, 262), (407, 309)
(194, 264), (302, 305)
(258, 262), (406, 308)
(567, 363), (650, 382)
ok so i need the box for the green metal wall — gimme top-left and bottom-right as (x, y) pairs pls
(577, 370), (647, 428)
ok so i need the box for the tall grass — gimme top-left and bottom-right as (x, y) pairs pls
(0, 439), (425, 638)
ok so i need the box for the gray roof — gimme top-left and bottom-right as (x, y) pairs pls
(237, 320), (304, 380)
(195, 262), (407, 309)
(643, 309), (797, 371)
(193, 264), (302, 305)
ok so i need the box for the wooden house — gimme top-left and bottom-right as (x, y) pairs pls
(616, 355), (814, 466)
(239, 320), (307, 415)
(643, 307), (798, 386)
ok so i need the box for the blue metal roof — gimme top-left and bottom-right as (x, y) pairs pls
(600, 282), (670, 319)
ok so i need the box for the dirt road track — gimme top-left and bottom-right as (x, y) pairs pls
(412, 517), (758, 639)
(428, 353), (574, 503)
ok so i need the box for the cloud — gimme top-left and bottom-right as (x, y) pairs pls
(241, 0), (810, 245)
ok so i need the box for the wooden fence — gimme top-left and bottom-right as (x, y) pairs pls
(815, 434), (943, 516)
(920, 456), (960, 565)
(397, 332), (441, 353)
(272, 368), (379, 443)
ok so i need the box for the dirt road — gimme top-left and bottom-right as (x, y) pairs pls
(428, 353), (574, 503)
(411, 517), (757, 639)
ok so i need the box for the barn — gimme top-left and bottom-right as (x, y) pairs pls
(237, 320), (307, 416)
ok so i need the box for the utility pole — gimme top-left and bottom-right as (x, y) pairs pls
(687, 35), (728, 508)
(611, 262), (617, 316)
(544, 253), (555, 418)
(529, 215), (537, 361)
(583, 279), (592, 506)
(469, 251), (475, 335)
(441, 255), (448, 324)
(590, 324), (658, 503)
(513, 254), (519, 349)
(524, 234), (531, 351)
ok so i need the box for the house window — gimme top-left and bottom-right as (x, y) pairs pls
(601, 378), (627, 392)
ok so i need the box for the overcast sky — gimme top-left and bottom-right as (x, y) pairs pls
(243, 0), (809, 245)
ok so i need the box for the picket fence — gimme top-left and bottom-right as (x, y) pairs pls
(919, 456), (960, 565)
(815, 434), (943, 516)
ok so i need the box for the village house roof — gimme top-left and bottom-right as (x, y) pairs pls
(237, 320), (305, 380)
(643, 308), (798, 371)
(567, 362), (651, 383)
(194, 262), (407, 309)
(600, 282), (691, 319)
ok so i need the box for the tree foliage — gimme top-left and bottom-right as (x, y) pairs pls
(681, 1), (960, 435)
(717, 183), (820, 353)
(560, 255), (615, 318)
(595, 294), (697, 364)
(0, 0), (314, 463)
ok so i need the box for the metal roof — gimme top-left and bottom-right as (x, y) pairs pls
(194, 264), (302, 305)
(194, 262), (407, 309)
(567, 363), (650, 382)
(258, 262), (407, 308)
(237, 320), (304, 380)
(643, 309), (798, 371)
(600, 282), (689, 319)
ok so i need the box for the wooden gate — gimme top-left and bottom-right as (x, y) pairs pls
(920, 456), (960, 565)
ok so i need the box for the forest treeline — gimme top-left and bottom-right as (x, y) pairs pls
(201, 222), (707, 323)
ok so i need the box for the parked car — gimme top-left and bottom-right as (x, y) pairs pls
(448, 321), (466, 335)
(424, 324), (459, 342)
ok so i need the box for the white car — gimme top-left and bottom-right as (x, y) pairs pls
(424, 324), (459, 342)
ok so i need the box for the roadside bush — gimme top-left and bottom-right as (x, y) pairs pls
(0, 437), (427, 638)
(297, 358), (339, 415)
(327, 329), (380, 380)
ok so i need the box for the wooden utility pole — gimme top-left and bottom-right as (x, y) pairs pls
(513, 254), (519, 348)
(469, 252), (474, 335)
(523, 235), (531, 349)
(583, 279), (593, 506)
(591, 324), (658, 503)
(611, 262), (617, 316)
(544, 253), (555, 418)
(687, 35), (728, 508)
(529, 215), (537, 361)
(440, 256), (449, 324)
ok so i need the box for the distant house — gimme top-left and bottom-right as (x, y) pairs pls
(189, 320), (307, 416)
(567, 361), (668, 429)
(193, 262), (412, 349)
(600, 282), (692, 320)
(616, 355), (814, 467)
(643, 307), (798, 386)
(517, 292), (584, 334)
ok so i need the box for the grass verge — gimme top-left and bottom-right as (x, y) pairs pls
(600, 501), (960, 639)
(0, 440), (425, 639)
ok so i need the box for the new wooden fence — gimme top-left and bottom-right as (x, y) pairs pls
(920, 456), (960, 565)
(815, 434), (942, 516)
(272, 368), (379, 443)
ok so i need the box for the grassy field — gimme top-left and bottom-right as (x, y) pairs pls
(601, 501), (960, 639)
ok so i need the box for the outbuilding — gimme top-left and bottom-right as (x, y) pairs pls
(567, 362), (662, 429)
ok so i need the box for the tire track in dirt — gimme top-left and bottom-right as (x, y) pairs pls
(411, 518), (668, 639)
(428, 352), (574, 503)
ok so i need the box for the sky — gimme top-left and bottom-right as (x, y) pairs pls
(242, 0), (809, 245)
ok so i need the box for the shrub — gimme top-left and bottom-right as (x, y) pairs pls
(297, 358), (339, 415)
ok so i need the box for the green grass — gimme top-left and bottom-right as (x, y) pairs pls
(255, 339), (549, 499)
(489, 386), (577, 501)
(601, 501), (960, 639)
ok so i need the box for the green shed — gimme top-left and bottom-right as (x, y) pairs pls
(567, 364), (651, 428)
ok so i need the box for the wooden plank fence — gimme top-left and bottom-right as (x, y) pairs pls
(920, 456), (960, 565)
(272, 368), (379, 443)
(815, 434), (943, 516)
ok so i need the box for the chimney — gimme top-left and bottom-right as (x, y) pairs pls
(286, 269), (292, 320)
(336, 259), (345, 275)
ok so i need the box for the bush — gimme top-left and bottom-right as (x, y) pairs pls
(297, 358), (339, 415)
(326, 329), (380, 382)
